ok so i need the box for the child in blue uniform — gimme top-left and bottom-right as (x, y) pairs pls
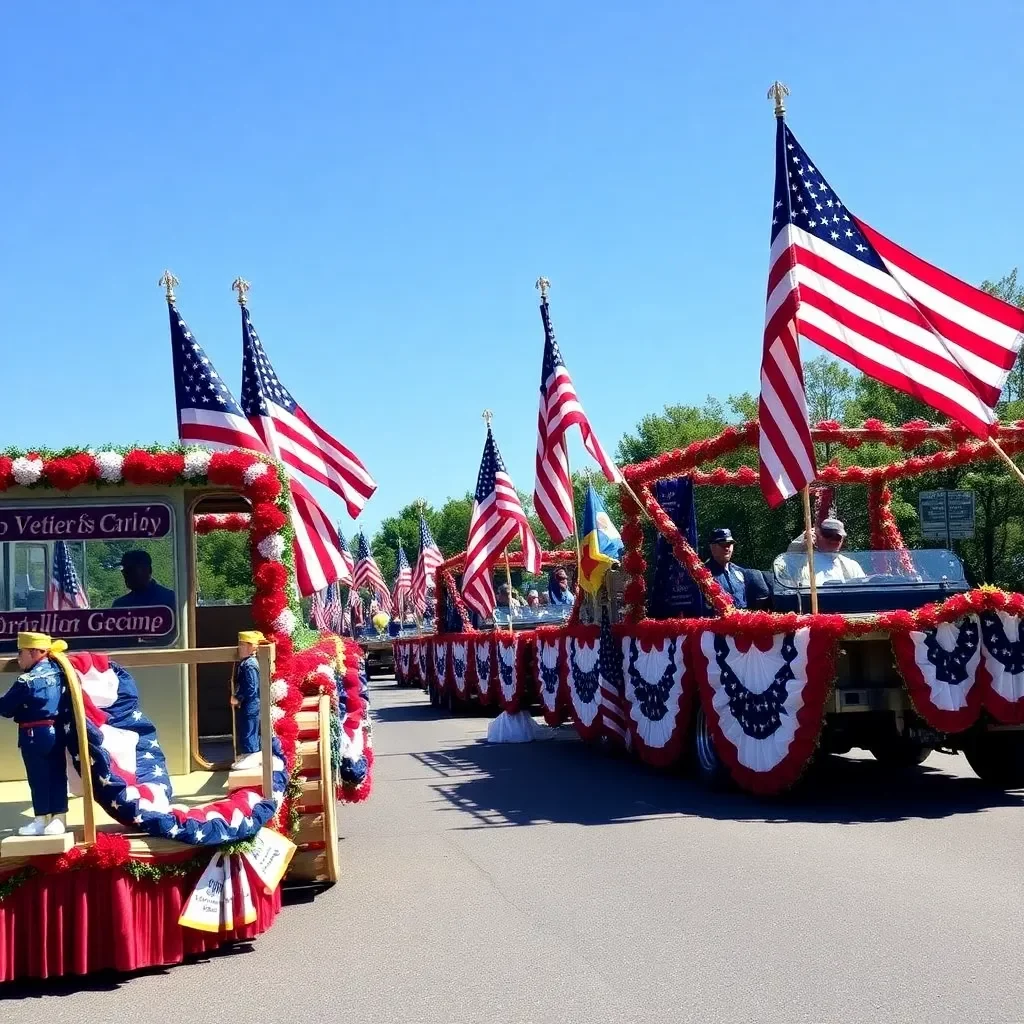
(0, 631), (70, 836)
(231, 630), (264, 771)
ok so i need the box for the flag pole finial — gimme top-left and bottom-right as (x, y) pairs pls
(535, 276), (551, 300)
(232, 277), (251, 306)
(158, 270), (179, 303)
(482, 409), (493, 429)
(767, 81), (789, 118)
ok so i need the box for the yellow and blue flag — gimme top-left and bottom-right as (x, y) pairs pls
(579, 484), (624, 594)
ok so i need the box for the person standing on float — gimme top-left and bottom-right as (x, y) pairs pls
(0, 632), (71, 836)
(231, 630), (265, 771)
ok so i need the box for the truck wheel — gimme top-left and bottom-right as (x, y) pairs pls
(693, 706), (731, 789)
(869, 736), (932, 769)
(964, 732), (1024, 789)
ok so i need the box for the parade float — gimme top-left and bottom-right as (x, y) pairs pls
(0, 446), (372, 983)
(395, 419), (1024, 795)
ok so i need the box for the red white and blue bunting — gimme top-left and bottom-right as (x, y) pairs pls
(450, 640), (474, 699)
(496, 634), (523, 712)
(891, 616), (983, 732)
(692, 628), (836, 794)
(474, 638), (496, 703)
(979, 611), (1024, 724)
(395, 641), (412, 684)
(433, 640), (450, 693)
(536, 634), (565, 726)
(416, 641), (431, 686)
(621, 633), (690, 765)
(566, 631), (603, 740)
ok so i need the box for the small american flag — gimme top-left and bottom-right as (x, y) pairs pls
(534, 291), (621, 544)
(598, 607), (629, 748)
(392, 543), (413, 618)
(760, 113), (1024, 505)
(352, 532), (392, 615)
(336, 527), (356, 582)
(47, 540), (88, 610)
(310, 586), (332, 632)
(462, 426), (541, 620)
(168, 302), (349, 596)
(411, 513), (443, 616)
(240, 304), (377, 518)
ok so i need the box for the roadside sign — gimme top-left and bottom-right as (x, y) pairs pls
(918, 489), (975, 543)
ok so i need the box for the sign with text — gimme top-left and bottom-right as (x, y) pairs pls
(919, 489), (975, 541)
(0, 503), (172, 542)
(649, 477), (703, 619)
(0, 605), (175, 644)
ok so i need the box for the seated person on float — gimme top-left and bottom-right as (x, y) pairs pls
(782, 518), (866, 585)
(113, 549), (175, 608)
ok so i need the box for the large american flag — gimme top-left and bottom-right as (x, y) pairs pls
(411, 513), (443, 615)
(47, 540), (89, 610)
(392, 543), (413, 618)
(760, 115), (1024, 505)
(534, 294), (621, 543)
(462, 426), (541, 620)
(240, 305), (376, 518)
(169, 302), (349, 596)
(352, 532), (392, 614)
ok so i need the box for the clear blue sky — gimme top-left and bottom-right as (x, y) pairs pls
(2, 1), (1020, 543)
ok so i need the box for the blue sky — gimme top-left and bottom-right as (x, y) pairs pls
(2, 1), (1020, 542)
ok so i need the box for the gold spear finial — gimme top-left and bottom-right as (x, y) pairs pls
(158, 270), (179, 303)
(535, 276), (551, 300)
(767, 81), (790, 118)
(482, 408), (493, 429)
(232, 277), (251, 306)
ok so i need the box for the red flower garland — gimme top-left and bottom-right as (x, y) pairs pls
(122, 450), (185, 486)
(194, 513), (251, 534)
(43, 453), (97, 491)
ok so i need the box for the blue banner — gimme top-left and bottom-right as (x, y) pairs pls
(649, 477), (703, 619)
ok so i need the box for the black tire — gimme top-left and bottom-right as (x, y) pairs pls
(869, 736), (932, 769)
(693, 705), (732, 789)
(964, 733), (1024, 789)
(428, 681), (440, 707)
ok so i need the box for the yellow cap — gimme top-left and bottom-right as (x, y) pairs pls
(18, 631), (52, 650)
(238, 630), (265, 645)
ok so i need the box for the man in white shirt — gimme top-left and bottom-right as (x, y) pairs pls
(798, 518), (866, 585)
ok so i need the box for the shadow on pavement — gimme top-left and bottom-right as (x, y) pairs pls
(412, 732), (1024, 827)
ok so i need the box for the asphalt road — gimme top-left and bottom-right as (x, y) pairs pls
(6, 677), (1024, 1022)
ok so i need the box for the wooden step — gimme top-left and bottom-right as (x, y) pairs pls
(293, 810), (326, 847)
(295, 740), (320, 772)
(300, 696), (321, 712)
(288, 847), (330, 883)
(295, 710), (319, 735)
(295, 777), (321, 807)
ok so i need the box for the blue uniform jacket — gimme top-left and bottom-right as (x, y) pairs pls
(704, 558), (771, 613)
(233, 654), (260, 704)
(0, 658), (66, 734)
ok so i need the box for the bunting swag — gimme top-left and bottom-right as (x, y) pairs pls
(621, 634), (690, 766)
(496, 634), (522, 712)
(433, 641), (451, 694)
(891, 617), (984, 732)
(60, 653), (286, 844)
(395, 641), (412, 684)
(693, 628), (835, 795)
(450, 640), (474, 699)
(566, 631), (602, 739)
(536, 635), (566, 726)
(979, 612), (1024, 724)
(475, 638), (496, 703)
(416, 641), (430, 686)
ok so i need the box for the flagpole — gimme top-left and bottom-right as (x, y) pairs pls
(483, 409), (518, 635)
(801, 486), (819, 615)
(413, 498), (427, 632)
(537, 277), (583, 593)
(988, 437), (1024, 486)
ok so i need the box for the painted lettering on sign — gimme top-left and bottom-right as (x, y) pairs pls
(0, 606), (175, 642)
(0, 504), (172, 542)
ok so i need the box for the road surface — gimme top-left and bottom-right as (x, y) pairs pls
(6, 676), (1024, 1022)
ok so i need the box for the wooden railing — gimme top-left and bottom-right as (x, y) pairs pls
(1, 644), (276, 846)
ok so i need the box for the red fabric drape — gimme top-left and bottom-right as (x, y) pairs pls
(0, 858), (280, 982)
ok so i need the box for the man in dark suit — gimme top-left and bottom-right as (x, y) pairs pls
(704, 528), (770, 612)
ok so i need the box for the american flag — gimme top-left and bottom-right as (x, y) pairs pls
(597, 607), (630, 748)
(462, 426), (541, 620)
(392, 543), (413, 618)
(411, 513), (443, 615)
(534, 293), (621, 543)
(168, 302), (349, 596)
(336, 527), (356, 582)
(240, 305), (376, 518)
(352, 532), (392, 614)
(47, 540), (89, 610)
(310, 583), (341, 633)
(761, 115), (1024, 505)
(347, 585), (364, 628)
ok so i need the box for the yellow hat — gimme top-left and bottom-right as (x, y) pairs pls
(238, 630), (265, 645)
(18, 631), (52, 650)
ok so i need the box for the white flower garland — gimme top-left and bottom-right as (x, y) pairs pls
(257, 533), (286, 561)
(93, 451), (124, 483)
(242, 462), (269, 486)
(270, 678), (289, 703)
(270, 705), (285, 724)
(273, 608), (297, 636)
(11, 456), (43, 486)
(182, 449), (213, 480)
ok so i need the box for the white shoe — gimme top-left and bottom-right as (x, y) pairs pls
(18, 816), (47, 837)
(43, 815), (67, 836)
(231, 752), (262, 771)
